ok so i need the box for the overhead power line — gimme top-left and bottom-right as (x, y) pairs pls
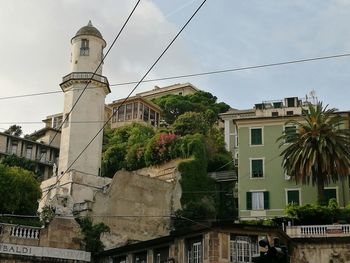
(1, 52), (350, 101)
(110, 52), (350, 86)
(40, 0), (208, 202)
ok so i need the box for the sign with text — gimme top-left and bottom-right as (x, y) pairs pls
(0, 243), (91, 262)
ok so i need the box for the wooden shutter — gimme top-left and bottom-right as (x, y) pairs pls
(251, 128), (262, 145)
(246, 192), (252, 210)
(263, 191), (269, 210)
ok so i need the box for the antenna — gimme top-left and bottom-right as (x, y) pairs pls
(309, 89), (317, 104)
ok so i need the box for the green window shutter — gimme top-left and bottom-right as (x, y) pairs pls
(251, 159), (263, 177)
(285, 126), (297, 143)
(263, 191), (269, 210)
(246, 192), (252, 210)
(287, 190), (300, 205)
(251, 128), (262, 145)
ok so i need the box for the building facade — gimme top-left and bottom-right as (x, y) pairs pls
(0, 131), (59, 180)
(110, 96), (162, 129)
(220, 97), (350, 220)
(96, 224), (288, 263)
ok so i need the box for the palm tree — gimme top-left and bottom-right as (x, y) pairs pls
(278, 102), (350, 204)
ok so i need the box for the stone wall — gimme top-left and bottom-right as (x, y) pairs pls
(39, 217), (83, 249)
(291, 238), (350, 263)
(91, 166), (182, 249)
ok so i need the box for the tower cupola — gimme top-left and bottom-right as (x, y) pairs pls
(70, 20), (106, 75)
(74, 20), (104, 40)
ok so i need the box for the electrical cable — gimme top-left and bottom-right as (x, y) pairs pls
(40, 0), (208, 202)
(1, 52), (350, 101)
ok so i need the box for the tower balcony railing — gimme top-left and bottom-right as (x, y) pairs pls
(62, 72), (109, 85)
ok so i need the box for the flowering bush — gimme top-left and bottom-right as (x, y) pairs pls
(145, 133), (178, 165)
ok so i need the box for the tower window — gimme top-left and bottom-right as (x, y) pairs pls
(80, 39), (89, 56)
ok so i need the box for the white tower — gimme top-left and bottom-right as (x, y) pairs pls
(58, 21), (110, 176)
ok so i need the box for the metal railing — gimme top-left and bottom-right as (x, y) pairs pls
(62, 72), (109, 85)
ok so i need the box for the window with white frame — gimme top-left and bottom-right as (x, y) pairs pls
(25, 145), (33, 159)
(246, 191), (269, 210)
(40, 148), (47, 162)
(125, 103), (133, 120)
(118, 105), (125, 122)
(133, 102), (139, 119)
(187, 238), (202, 263)
(230, 235), (258, 263)
(10, 141), (18, 154)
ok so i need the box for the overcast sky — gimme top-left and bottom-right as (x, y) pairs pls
(0, 0), (350, 134)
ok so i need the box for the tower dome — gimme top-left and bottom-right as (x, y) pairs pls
(73, 20), (103, 40)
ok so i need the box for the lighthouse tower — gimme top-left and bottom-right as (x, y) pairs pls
(58, 21), (110, 176)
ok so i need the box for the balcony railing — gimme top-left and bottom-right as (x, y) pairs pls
(62, 72), (109, 85)
(10, 225), (41, 239)
(286, 224), (350, 238)
(0, 223), (41, 240)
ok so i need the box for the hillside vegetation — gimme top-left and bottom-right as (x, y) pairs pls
(102, 91), (234, 226)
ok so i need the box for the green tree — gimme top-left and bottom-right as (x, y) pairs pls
(4, 125), (23, 137)
(153, 94), (193, 124)
(172, 112), (209, 136)
(278, 103), (350, 204)
(1, 154), (37, 174)
(152, 91), (230, 125)
(101, 144), (127, 177)
(0, 164), (41, 215)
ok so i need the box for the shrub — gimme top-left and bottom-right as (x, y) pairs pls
(125, 143), (146, 170)
(144, 133), (178, 166)
(101, 144), (127, 177)
(285, 199), (347, 225)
